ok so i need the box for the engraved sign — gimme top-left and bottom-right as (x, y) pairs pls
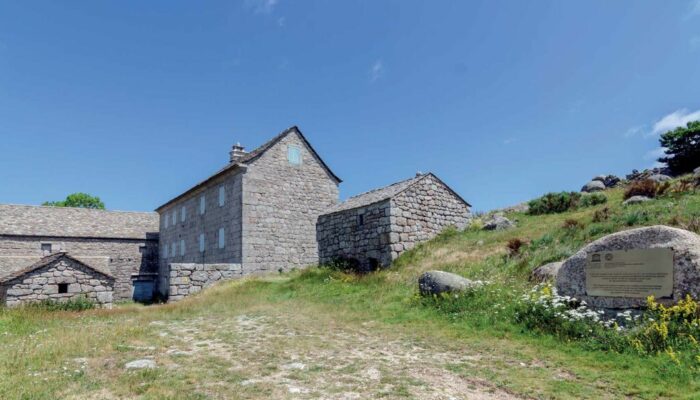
(586, 248), (673, 298)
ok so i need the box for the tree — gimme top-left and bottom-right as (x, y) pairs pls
(658, 120), (700, 175)
(43, 193), (106, 209)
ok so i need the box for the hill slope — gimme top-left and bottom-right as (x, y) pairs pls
(1, 187), (700, 399)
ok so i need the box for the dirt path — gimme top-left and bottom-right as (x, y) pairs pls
(150, 308), (522, 400)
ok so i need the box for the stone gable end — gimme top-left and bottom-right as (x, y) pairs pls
(1, 257), (114, 308)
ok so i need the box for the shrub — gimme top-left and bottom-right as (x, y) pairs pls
(528, 192), (582, 215)
(506, 238), (526, 257)
(624, 179), (669, 200)
(623, 210), (650, 226)
(579, 193), (607, 207)
(562, 218), (583, 230)
(592, 207), (611, 222)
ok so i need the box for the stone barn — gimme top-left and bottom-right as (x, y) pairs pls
(317, 173), (471, 270)
(0, 252), (115, 308)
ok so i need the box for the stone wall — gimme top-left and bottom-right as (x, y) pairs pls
(157, 172), (244, 296)
(317, 199), (393, 270)
(0, 235), (158, 301)
(389, 174), (471, 259)
(168, 263), (242, 302)
(242, 131), (340, 274)
(1, 257), (114, 308)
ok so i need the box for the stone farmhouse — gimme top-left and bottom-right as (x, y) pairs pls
(317, 173), (472, 271)
(0, 126), (471, 305)
(0, 204), (159, 304)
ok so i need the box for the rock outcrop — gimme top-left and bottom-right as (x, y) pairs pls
(531, 261), (563, 282)
(482, 213), (515, 231)
(581, 180), (606, 193)
(622, 196), (652, 206)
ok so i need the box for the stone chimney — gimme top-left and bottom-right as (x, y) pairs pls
(229, 142), (247, 163)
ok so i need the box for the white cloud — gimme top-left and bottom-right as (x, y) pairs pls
(644, 147), (667, 160)
(691, 0), (700, 17)
(246, 0), (278, 14)
(502, 137), (517, 145)
(649, 108), (700, 136)
(624, 125), (645, 138)
(277, 17), (286, 27)
(370, 60), (383, 82)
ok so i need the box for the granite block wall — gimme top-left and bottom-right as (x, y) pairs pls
(168, 263), (242, 301)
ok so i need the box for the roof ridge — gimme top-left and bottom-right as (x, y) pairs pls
(343, 174), (424, 201)
(0, 252), (115, 283)
(0, 203), (157, 215)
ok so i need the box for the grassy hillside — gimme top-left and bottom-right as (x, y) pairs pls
(1, 186), (700, 399)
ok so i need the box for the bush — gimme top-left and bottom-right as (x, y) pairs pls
(579, 193), (607, 207)
(528, 192), (582, 215)
(592, 207), (611, 222)
(562, 218), (583, 230)
(624, 179), (669, 200)
(506, 238), (526, 257)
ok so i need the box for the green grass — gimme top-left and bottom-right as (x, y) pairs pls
(1, 185), (700, 399)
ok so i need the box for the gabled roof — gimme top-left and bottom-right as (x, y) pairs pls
(0, 204), (159, 240)
(0, 252), (114, 284)
(323, 172), (471, 214)
(155, 126), (341, 211)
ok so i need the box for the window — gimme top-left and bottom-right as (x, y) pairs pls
(163, 244), (168, 258)
(218, 228), (225, 249)
(200, 195), (206, 215)
(41, 243), (52, 255)
(180, 239), (185, 256)
(358, 214), (364, 226)
(171, 242), (177, 258)
(199, 233), (205, 252)
(164, 214), (169, 228)
(181, 206), (186, 222)
(171, 212), (176, 226)
(219, 185), (225, 206)
(58, 283), (68, 294)
(287, 145), (302, 165)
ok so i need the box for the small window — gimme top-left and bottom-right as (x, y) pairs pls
(180, 239), (185, 256)
(171, 242), (177, 257)
(358, 214), (364, 226)
(171, 212), (176, 226)
(41, 243), (52, 255)
(199, 233), (205, 253)
(287, 145), (302, 165)
(181, 206), (186, 222)
(219, 185), (225, 206)
(200, 195), (206, 215)
(218, 228), (225, 249)
(58, 283), (68, 294)
(164, 214), (169, 228)
(163, 244), (168, 258)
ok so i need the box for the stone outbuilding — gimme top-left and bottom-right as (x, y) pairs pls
(317, 173), (471, 271)
(0, 252), (115, 308)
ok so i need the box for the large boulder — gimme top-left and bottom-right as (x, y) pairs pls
(418, 271), (479, 296)
(581, 180), (606, 193)
(556, 226), (700, 308)
(622, 196), (652, 206)
(648, 174), (672, 183)
(531, 261), (563, 282)
(592, 175), (621, 188)
(482, 213), (515, 231)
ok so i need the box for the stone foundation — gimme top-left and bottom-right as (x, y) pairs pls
(168, 263), (242, 301)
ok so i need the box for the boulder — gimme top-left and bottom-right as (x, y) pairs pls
(531, 261), (563, 282)
(592, 175), (607, 183)
(556, 225), (700, 308)
(602, 175), (621, 188)
(418, 271), (479, 296)
(482, 214), (515, 231)
(581, 180), (606, 193)
(648, 174), (672, 183)
(694, 167), (700, 178)
(622, 196), (652, 206)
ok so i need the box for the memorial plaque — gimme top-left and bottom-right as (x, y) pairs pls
(585, 248), (673, 298)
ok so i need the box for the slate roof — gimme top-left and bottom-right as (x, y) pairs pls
(0, 252), (114, 284)
(0, 204), (159, 240)
(155, 126), (342, 211)
(324, 173), (471, 214)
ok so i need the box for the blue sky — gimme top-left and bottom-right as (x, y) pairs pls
(1, 1), (699, 212)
